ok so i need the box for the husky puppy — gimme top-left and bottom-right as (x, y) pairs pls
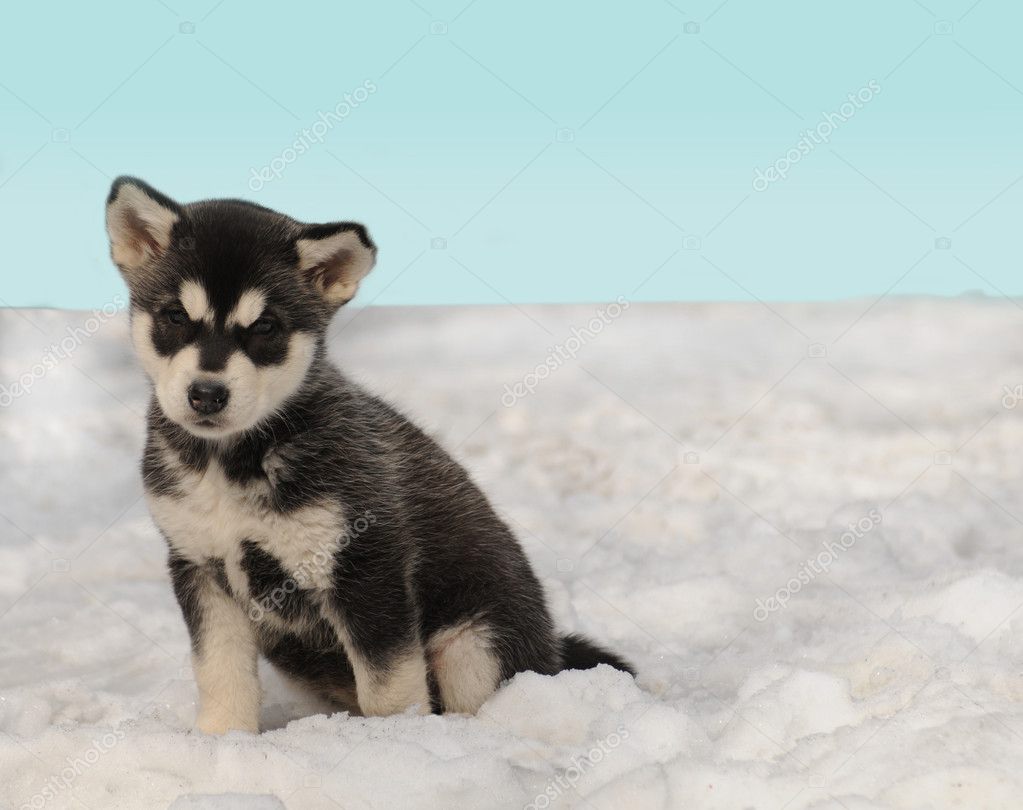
(105, 177), (633, 734)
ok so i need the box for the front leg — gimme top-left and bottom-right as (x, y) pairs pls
(325, 554), (430, 716)
(169, 554), (261, 734)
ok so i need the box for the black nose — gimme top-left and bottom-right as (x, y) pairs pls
(187, 380), (229, 415)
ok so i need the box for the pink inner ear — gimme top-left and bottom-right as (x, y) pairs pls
(123, 209), (162, 256)
(313, 248), (354, 290)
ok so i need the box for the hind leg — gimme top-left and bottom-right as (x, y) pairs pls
(325, 562), (432, 716)
(427, 622), (501, 714)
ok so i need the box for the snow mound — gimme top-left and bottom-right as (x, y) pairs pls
(3, 300), (1023, 808)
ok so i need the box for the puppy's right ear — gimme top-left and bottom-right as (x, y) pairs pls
(106, 176), (182, 275)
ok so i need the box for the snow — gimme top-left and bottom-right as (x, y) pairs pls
(2, 298), (1023, 809)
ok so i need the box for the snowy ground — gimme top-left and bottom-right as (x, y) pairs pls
(2, 298), (1023, 809)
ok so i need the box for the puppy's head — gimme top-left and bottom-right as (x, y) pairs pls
(106, 176), (375, 440)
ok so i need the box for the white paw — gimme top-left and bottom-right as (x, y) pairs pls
(195, 707), (259, 735)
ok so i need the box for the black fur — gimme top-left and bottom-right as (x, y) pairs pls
(240, 540), (317, 624)
(167, 553), (204, 654)
(561, 633), (636, 675)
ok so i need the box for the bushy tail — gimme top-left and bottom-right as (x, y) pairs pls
(560, 633), (636, 676)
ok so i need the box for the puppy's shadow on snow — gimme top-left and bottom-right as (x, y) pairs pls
(258, 663), (353, 730)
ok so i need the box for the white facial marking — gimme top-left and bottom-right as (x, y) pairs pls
(130, 306), (316, 439)
(226, 289), (266, 329)
(179, 280), (213, 324)
(130, 310), (170, 380)
(205, 332), (316, 438)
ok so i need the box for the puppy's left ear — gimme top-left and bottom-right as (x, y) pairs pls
(296, 222), (377, 308)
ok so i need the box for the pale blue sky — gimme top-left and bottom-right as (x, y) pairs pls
(1, 0), (1021, 308)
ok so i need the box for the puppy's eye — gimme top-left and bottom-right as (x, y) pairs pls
(163, 306), (190, 326)
(249, 316), (277, 335)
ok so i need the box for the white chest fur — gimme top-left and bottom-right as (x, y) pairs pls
(147, 455), (345, 594)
